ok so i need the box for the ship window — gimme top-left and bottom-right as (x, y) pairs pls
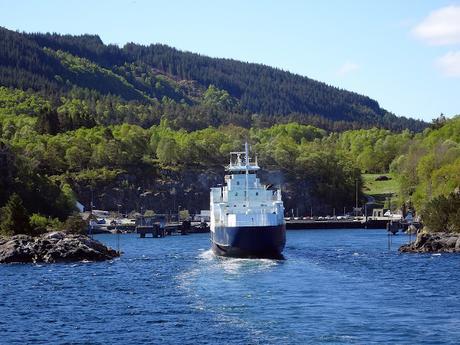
(234, 205), (236, 207)
(236, 181), (240, 185)
(243, 205), (246, 207)
(256, 192), (258, 196)
(235, 192), (238, 196)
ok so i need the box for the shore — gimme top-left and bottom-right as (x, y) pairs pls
(399, 232), (460, 253)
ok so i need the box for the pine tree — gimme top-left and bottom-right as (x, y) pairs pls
(35, 107), (60, 134)
(0, 193), (31, 236)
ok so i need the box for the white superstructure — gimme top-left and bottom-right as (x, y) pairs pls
(210, 143), (285, 230)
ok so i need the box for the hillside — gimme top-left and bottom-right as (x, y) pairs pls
(0, 27), (427, 132)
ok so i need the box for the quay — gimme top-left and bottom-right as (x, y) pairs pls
(136, 217), (210, 238)
(285, 218), (416, 231)
(87, 213), (416, 236)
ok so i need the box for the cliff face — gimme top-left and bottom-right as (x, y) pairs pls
(73, 166), (349, 216)
(74, 167), (225, 214)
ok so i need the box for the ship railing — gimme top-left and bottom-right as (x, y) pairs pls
(211, 197), (280, 204)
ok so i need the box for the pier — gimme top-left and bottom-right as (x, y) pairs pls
(136, 216), (210, 238)
(136, 224), (166, 238)
(285, 218), (412, 230)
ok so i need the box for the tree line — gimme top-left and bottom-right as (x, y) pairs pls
(0, 26), (427, 132)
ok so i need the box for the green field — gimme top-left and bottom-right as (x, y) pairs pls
(362, 173), (399, 207)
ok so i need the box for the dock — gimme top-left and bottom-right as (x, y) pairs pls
(136, 218), (210, 238)
(136, 224), (166, 238)
(285, 218), (404, 230)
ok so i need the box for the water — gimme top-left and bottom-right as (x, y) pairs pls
(1, 229), (460, 345)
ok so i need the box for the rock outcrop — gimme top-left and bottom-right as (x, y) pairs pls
(399, 232), (460, 253)
(0, 232), (120, 263)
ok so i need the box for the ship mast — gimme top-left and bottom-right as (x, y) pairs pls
(245, 142), (249, 206)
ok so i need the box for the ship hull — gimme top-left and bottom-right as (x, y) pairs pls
(211, 224), (286, 259)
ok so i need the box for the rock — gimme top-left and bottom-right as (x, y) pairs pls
(406, 224), (418, 234)
(456, 237), (460, 252)
(399, 232), (460, 253)
(0, 235), (35, 263)
(0, 232), (120, 264)
(44, 231), (65, 240)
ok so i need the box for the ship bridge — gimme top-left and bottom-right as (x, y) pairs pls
(226, 143), (260, 173)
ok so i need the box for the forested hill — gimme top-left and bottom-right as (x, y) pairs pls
(0, 26), (427, 131)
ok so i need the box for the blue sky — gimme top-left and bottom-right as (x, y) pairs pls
(1, 0), (459, 122)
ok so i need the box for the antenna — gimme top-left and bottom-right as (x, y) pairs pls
(244, 142), (249, 167)
(245, 142), (249, 205)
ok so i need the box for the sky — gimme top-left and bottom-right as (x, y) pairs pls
(1, 0), (459, 122)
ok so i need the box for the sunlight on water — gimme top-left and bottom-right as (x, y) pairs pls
(2, 231), (460, 344)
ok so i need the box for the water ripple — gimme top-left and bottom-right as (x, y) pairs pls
(1, 230), (460, 344)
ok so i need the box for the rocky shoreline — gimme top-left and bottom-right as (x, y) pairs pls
(0, 232), (120, 264)
(399, 232), (460, 253)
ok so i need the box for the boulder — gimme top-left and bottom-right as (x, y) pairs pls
(0, 236), (35, 263)
(0, 232), (120, 264)
(399, 232), (460, 253)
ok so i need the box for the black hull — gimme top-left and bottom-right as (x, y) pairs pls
(211, 224), (286, 259)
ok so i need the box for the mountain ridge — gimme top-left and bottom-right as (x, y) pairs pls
(0, 26), (427, 132)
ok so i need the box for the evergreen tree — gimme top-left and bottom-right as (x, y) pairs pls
(35, 107), (60, 134)
(0, 193), (31, 236)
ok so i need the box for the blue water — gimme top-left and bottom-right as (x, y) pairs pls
(1, 230), (460, 345)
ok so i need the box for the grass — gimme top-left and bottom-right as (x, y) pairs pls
(363, 173), (399, 195)
(362, 173), (399, 207)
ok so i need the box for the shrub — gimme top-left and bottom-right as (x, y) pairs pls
(62, 214), (88, 235)
(29, 213), (62, 236)
(421, 190), (460, 233)
(144, 210), (155, 217)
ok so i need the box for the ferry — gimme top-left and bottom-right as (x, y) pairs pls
(210, 143), (286, 258)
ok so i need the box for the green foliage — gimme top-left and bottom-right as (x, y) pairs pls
(0, 27), (427, 132)
(35, 107), (60, 134)
(45, 48), (149, 102)
(144, 210), (155, 217)
(392, 116), (460, 211)
(179, 209), (190, 221)
(430, 113), (448, 130)
(7, 26), (460, 223)
(0, 130), (75, 221)
(29, 213), (49, 235)
(203, 85), (235, 110)
(29, 213), (61, 235)
(295, 148), (363, 210)
(62, 214), (87, 235)
(421, 191), (460, 233)
(0, 87), (49, 117)
(0, 193), (31, 236)
(156, 136), (179, 166)
(335, 128), (412, 173)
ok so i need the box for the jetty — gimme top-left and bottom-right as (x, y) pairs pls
(285, 217), (416, 231)
(135, 215), (209, 238)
